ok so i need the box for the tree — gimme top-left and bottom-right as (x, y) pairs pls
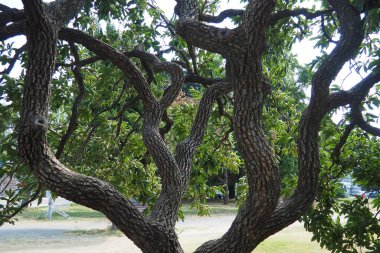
(0, 0), (379, 252)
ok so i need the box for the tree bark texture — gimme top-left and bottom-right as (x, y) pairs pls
(3, 0), (370, 252)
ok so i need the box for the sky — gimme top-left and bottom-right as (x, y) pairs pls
(0, 0), (378, 125)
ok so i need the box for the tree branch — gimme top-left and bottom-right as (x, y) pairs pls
(55, 55), (103, 69)
(247, 0), (366, 245)
(59, 28), (158, 107)
(0, 184), (41, 225)
(185, 74), (223, 86)
(199, 9), (244, 23)
(269, 8), (332, 25)
(0, 44), (26, 82)
(55, 42), (86, 159)
(175, 18), (244, 57)
(327, 71), (380, 111)
(159, 110), (174, 138)
(331, 122), (355, 162)
(176, 81), (233, 178)
(0, 5), (24, 27)
(19, 1), (183, 251)
(351, 103), (380, 136)
(310, 0), (364, 110)
(126, 47), (184, 108)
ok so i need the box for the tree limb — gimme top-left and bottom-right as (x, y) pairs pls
(327, 71), (380, 111)
(248, 0), (366, 245)
(126, 47), (184, 108)
(59, 28), (158, 107)
(331, 122), (355, 162)
(55, 42), (86, 159)
(0, 5), (24, 27)
(19, 1), (183, 251)
(0, 184), (41, 226)
(0, 44), (26, 82)
(269, 8), (332, 25)
(351, 103), (380, 137)
(176, 18), (244, 57)
(310, 0), (364, 110)
(185, 74), (223, 86)
(176, 81), (233, 178)
(199, 9), (244, 23)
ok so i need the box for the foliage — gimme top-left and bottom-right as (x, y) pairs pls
(0, 0), (380, 252)
(302, 125), (380, 252)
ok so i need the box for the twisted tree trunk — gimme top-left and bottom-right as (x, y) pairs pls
(9, 0), (369, 252)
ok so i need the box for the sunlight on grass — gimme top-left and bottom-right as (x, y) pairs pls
(16, 204), (105, 221)
(254, 225), (329, 253)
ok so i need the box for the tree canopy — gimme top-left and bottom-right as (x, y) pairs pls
(0, 0), (379, 252)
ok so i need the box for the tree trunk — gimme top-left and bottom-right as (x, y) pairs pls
(8, 0), (367, 252)
(223, 168), (228, 205)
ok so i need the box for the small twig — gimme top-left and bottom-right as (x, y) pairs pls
(55, 42), (86, 159)
(0, 184), (42, 225)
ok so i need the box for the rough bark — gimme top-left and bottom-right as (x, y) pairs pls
(17, 0), (183, 252)
(0, 0), (374, 252)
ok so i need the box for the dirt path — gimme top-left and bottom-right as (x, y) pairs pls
(0, 215), (326, 253)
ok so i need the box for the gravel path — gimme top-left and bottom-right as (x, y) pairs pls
(0, 215), (324, 253)
(0, 215), (236, 253)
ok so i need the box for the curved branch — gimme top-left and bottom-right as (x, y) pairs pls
(0, 5), (24, 27)
(310, 0), (364, 108)
(327, 71), (380, 111)
(269, 8), (332, 25)
(351, 103), (380, 136)
(8, 23), (184, 229)
(0, 184), (41, 225)
(245, 0), (366, 245)
(18, 1), (183, 251)
(0, 44), (26, 82)
(58, 28), (157, 107)
(175, 18), (244, 57)
(127, 47), (184, 108)
(331, 122), (355, 162)
(123, 48), (185, 228)
(320, 14), (338, 44)
(176, 81), (232, 179)
(200, 9), (244, 23)
(55, 42), (86, 159)
(159, 110), (174, 138)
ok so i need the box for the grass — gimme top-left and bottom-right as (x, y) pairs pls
(16, 201), (238, 221)
(16, 204), (105, 221)
(252, 224), (330, 253)
(181, 201), (239, 216)
(11, 202), (330, 252)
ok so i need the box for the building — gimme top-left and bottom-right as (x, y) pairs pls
(340, 175), (363, 196)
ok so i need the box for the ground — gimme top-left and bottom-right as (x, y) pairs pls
(0, 203), (328, 253)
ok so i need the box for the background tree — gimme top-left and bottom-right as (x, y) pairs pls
(0, 0), (379, 252)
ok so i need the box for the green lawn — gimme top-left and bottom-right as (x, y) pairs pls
(10, 202), (333, 252)
(17, 201), (239, 221)
(16, 203), (106, 221)
(254, 225), (330, 253)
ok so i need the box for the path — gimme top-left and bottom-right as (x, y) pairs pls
(0, 215), (327, 252)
